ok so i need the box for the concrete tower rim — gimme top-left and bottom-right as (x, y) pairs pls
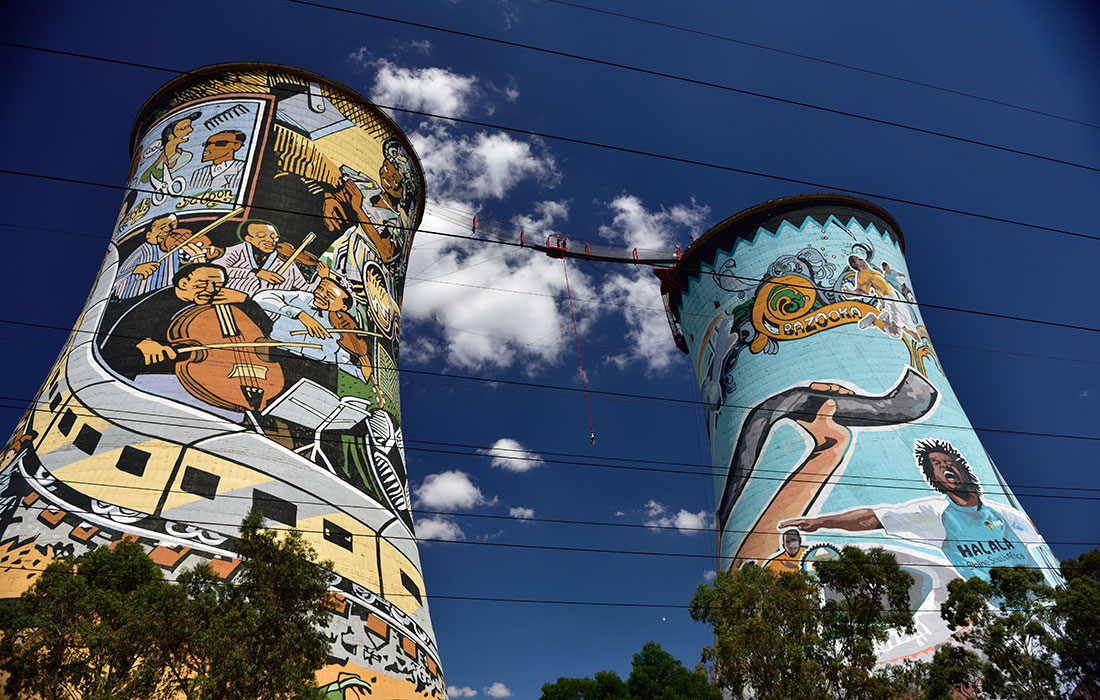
(663, 192), (906, 322)
(128, 61), (427, 235)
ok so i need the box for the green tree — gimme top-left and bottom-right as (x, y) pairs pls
(0, 537), (178, 700)
(1053, 550), (1100, 695)
(814, 547), (917, 700)
(690, 547), (916, 700)
(689, 562), (826, 700)
(0, 510), (335, 700)
(933, 565), (1060, 700)
(540, 641), (719, 700)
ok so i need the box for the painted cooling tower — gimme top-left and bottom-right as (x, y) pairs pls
(0, 64), (444, 697)
(657, 193), (1061, 661)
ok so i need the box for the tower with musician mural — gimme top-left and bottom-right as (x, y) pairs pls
(0, 63), (444, 697)
(657, 193), (1062, 662)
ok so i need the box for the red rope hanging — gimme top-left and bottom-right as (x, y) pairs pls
(561, 256), (595, 444)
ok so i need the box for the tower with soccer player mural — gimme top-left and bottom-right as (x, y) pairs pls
(657, 193), (1061, 661)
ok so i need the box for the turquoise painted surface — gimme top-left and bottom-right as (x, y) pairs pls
(676, 210), (1060, 660)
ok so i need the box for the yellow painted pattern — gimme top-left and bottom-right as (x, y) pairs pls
(296, 513), (381, 593)
(159, 449), (275, 512)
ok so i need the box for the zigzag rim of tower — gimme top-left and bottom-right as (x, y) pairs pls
(663, 192), (905, 319)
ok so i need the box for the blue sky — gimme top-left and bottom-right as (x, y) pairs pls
(2, 1), (1099, 698)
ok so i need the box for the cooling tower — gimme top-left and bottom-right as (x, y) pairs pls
(0, 63), (444, 697)
(657, 193), (1061, 661)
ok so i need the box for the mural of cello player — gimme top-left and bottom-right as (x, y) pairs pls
(3, 65), (443, 698)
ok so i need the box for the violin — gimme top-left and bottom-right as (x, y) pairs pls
(276, 241), (319, 268)
(161, 228), (223, 265)
(328, 310), (371, 359)
(167, 303), (285, 413)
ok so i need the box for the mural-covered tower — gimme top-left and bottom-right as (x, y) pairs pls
(657, 193), (1061, 661)
(0, 63), (445, 697)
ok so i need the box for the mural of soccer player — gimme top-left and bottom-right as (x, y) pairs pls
(846, 254), (917, 340)
(781, 438), (1050, 583)
(190, 130), (247, 190)
(764, 530), (807, 574)
(141, 111), (200, 203)
(720, 369), (939, 566)
(220, 219), (316, 295)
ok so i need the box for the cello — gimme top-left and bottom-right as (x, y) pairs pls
(168, 301), (286, 413)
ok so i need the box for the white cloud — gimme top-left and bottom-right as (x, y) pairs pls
(412, 125), (559, 201)
(404, 201), (598, 371)
(415, 470), (496, 509)
(599, 194), (709, 251)
(601, 271), (681, 373)
(416, 516), (464, 541)
(480, 438), (545, 472)
(596, 194), (710, 374)
(509, 507), (535, 519)
(449, 686), (478, 697)
(642, 506), (712, 532)
(614, 511), (625, 517)
(703, 569), (717, 582)
(484, 683), (513, 698)
(644, 500), (666, 517)
(408, 39), (433, 54)
(368, 59), (481, 119)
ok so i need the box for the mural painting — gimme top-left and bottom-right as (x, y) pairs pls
(0, 65), (443, 698)
(658, 195), (1061, 662)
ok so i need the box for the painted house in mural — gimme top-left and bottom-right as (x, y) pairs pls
(0, 63), (445, 698)
(657, 193), (1062, 661)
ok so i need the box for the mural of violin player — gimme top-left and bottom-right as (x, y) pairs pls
(2, 65), (442, 698)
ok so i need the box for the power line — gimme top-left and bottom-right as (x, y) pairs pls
(546, 0), (1100, 132)
(2, 316), (1099, 445)
(6, 365), (1097, 495)
(280, 1), (1100, 175)
(1, 165), (1099, 338)
(2, 41), (1099, 246)
(0, 214), (1094, 365)
(12, 477), (1100, 544)
(0, 498), (1079, 571)
(4, 562), (1046, 612)
(10, 394), (1100, 504)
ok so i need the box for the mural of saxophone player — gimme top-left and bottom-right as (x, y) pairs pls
(720, 370), (939, 565)
(781, 438), (1054, 584)
(321, 139), (417, 272)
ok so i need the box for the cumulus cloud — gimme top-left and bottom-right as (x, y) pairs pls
(416, 516), (465, 541)
(404, 201), (597, 371)
(509, 507), (535, 519)
(366, 59), (481, 119)
(484, 683), (513, 698)
(479, 438), (545, 472)
(599, 194), (710, 251)
(596, 194), (710, 373)
(703, 569), (717, 582)
(448, 686), (478, 697)
(642, 501), (713, 533)
(412, 125), (559, 201)
(415, 470), (496, 509)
